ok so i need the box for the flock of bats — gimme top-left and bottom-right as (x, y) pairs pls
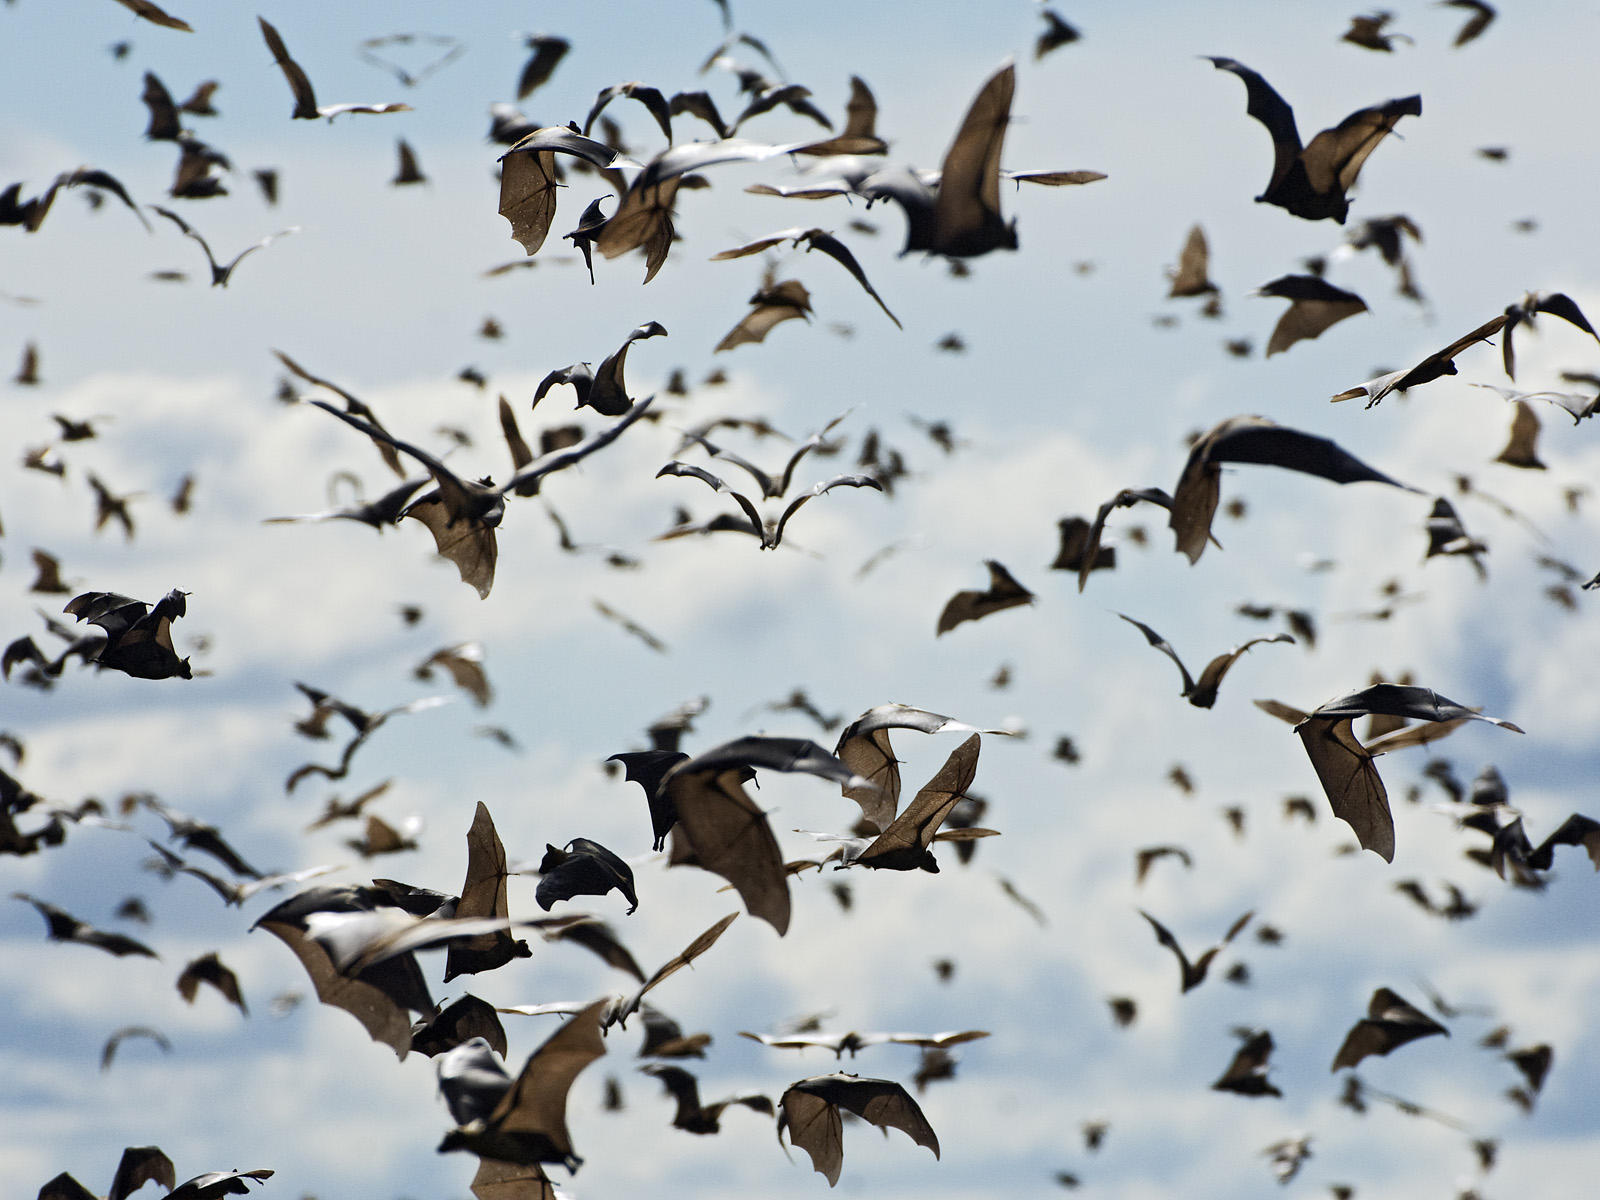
(4, 1), (1599, 1198)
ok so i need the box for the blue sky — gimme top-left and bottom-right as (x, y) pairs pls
(4, 2), (1600, 1198)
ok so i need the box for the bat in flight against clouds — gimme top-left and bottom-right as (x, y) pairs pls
(1211, 1031), (1280, 1097)
(1500, 290), (1600, 381)
(1170, 415), (1421, 563)
(516, 34), (570, 100)
(497, 125), (635, 257)
(1072, 486), (1184, 592)
(1257, 684), (1523, 861)
(834, 703), (1005, 831)
(534, 321), (666, 421)
(307, 392), (654, 596)
(779, 1073), (939, 1187)
(714, 278), (812, 352)
(13, 893), (160, 958)
(436, 1002), (608, 1171)
(1256, 275), (1368, 356)
(712, 228), (901, 328)
(657, 738), (867, 934)
(535, 837), (639, 914)
(444, 803), (531, 981)
(411, 995), (508, 1060)
(1206, 57), (1420, 223)
(641, 1064), (773, 1134)
(258, 18), (412, 120)
(1332, 315), (1509, 406)
(655, 460), (883, 549)
(1140, 908), (1252, 992)
(64, 588), (192, 680)
(1118, 615), (1294, 708)
(113, 0), (192, 31)
(152, 207), (297, 287)
(936, 561), (1035, 635)
(1331, 987), (1449, 1070)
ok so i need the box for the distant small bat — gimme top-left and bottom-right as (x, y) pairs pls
(1331, 987), (1448, 1070)
(1140, 908), (1253, 992)
(259, 18), (412, 120)
(1212, 1029), (1281, 1096)
(1118, 614), (1293, 708)
(936, 561), (1034, 635)
(13, 892), (160, 958)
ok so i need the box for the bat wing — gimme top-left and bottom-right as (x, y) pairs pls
(1529, 814), (1600, 871)
(620, 912), (739, 1022)
(665, 767), (791, 933)
(583, 82), (673, 143)
(516, 37), (570, 100)
(1138, 909), (1195, 990)
(403, 494), (499, 599)
(937, 560), (1034, 635)
(1189, 634), (1294, 709)
(834, 704), (998, 830)
(116, 0), (192, 32)
(445, 803), (528, 981)
(770, 474), (883, 547)
(108, 1147), (176, 1200)
(1299, 95), (1422, 204)
(716, 289), (811, 354)
(1331, 987), (1448, 1069)
(859, 734), (981, 870)
(656, 461), (765, 539)
(933, 62), (1016, 256)
(1168, 225), (1214, 297)
(587, 321), (666, 416)
(1296, 715), (1393, 861)
(1205, 58), (1302, 200)
(607, 750), (689, 850)
(258, 18), (319, 119)
(535, 838), (638, 914)
(1117, 615), (1196, 698)
(412, 995), (508, 1059)
(166, 1170), (273, 1200)
(545, 918), (646, 982)
(1258, 275), (1368, 356)
(780, 1074), (939, 1185)
(1206, 419), (1417, 489)
(1078, 487), (1172, 592)
(469, 1158), (556, 1200)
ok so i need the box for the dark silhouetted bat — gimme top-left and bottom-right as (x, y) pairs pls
(715, 278), (812, 352)
(1140, 908), (1252, 992)
(497, 126), (634, 257)
(516, 35), (570, 99)
(412, 995), (508, 1058)
(641, 1064), (772, 1133)
(1118, 615), (1293, 708)
(1443, 0), (1496, 46)
(656, 460), (882, 549)
(1035, 8), (1081, 59)
(1342, 12), (1411, 51)
(1206, 57), (1420, 222)
(536, 838), (639, 914)
(286, 693), (449, 792)
(62, 589), (191, 680)
(779, 1073), (939, 1186)
(142, 72), (182, 140)
(114, 0), (191, 32)
(636, 1002), (710, 1058)
(937, 560), (1034, 635)
(1050, 516), (1115, 577)
(1135, 844), (1193, 885)
(1424, 497), (1488, 578)
(1170, 415), (1420, 563)
(392, 138), (426, 186)
(258, 18), (412, 120)
(1212, 1030), (1281, 1096)
(534, 321), (666, 419)
(445, 803), (531, 981)
(1074, 486), (1181, 592)
(176, 951), (247, 1015)
(152, 206), (297, 287)
(101, 1025), (171, 1071)
(608, 749), (692, 849)
(1501, 291), (1599, 380)
(584, 82), (673, 143)
(1259, 684), (1522, 861)
(1257, 275), (1367, 356)
(13, 892), (160, 957)
(712, 228), (901, 328)
(1332, 987), (1448, 1070)
(660, 738), (866, 933)
(1332, 315), (1508, 405)
(308, 393), (654, 596)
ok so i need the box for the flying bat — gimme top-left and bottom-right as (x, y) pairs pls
(533, 321), (666, 421)
(641, 1064), (772, 1134)
(658, 738), (867, 933)
(1500, 291), (1600, 381)
(497, 125), (634, 257)
(1342, 11), (1412, 51)
(258, 18), (412, 120)
(1072, 486), (1183, 592)
(1206, 57), (1420, 222)
(937, 560), (1034, 635)
(834, 703), (1004, 830)
(516, 35), (570, 100)
(167, 1170), (274, 1200)
(13, 893), (160, 958)
(794, 76), (888, 157)
(308, 392), (653, 596)
(1259, 684), (1523, 861)
(1212, 1030), (1281, 1096)
(1167, 225), (1218, 298)
(1443, 0), (1496, 47)
(535, 838), (639, 914)
(113, 0), (191, 31)
(151, 206), (296, 287)
(1118, 615), (1293, 708)
(437, 1003), (607, 1170)
(778, 1073), (940, 1187)
(101, 1025), (172, 1071)
(1332, 315), (1508, 405)
(412, 995), (508, 1059)
(1493, 400), (1545, 469)
(584, 81), (673, 143)
(1140, 908), (1252, 992)
(845, 734), (984, 871)
(176, 951), (248, 1015)
(63, 589), (191, 680)
(1170, 415), (1420, 563)
(715, 278), (812, 353)
(712, 228), (901, 327)
(415, 642), (491, 707)
(285, 693), (450, 792)
(1471, 382), (1599, 425)
(656, 460), (882, 549)
(1035, 8), (1082, 59)
(444, 803), (531, 981)
(636, 1003), (711, 1058)
(1257, 275), (1368, 356)
(1332, 987), (1449, 1070)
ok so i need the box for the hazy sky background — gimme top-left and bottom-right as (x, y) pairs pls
(4, 2), (1600, 1198)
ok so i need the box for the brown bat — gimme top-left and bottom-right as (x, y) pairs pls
(778, 1073), (940, 1186)
(1332, 987), (1448, 1070)
(937, 561), (1034, 635)
(258, 18), (412, 120)
(1493, 400), (1545, 469)
(445, 803), (531, 981)
(1212, 1030), (1281, 1096)
(1140, 908), (1253, 992)
(834, 704), (1002, 831)
(715, 278), (812, 352)
(1035, 8), (1082, 59)
(1257, 275), (1368, 356)
(411, 995), (508, 1059)
(497, 125), (633, 257)
(114, 0), (191, 31)
(1500, 291), (1600, 380)
(712, 228), (901, 328)
(1206, 57), (1420, 222)
(101, 1025), (172, 1071)
(1167, 225), (1218, 298)
(1342, 11), (1412, 51)
(1443, 0), (1496, 47)
(795, 76), (888, 156)
(1258, 684), (1522, 861)
(176, 951), (248, 1015)
(656, 460), (882, 549)
(391, 138), (426, 186)
(1332, 315), (1508, 405)
(437, 1002), (608, 1169)
(13, 893), (159, 958)
(1118, 614), (1294, 708)
(415, 643), (491, 707)
(641, 1064), (772, 1134)
(152, 207), (297, 287)
(1170, 415), (1420, 563)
